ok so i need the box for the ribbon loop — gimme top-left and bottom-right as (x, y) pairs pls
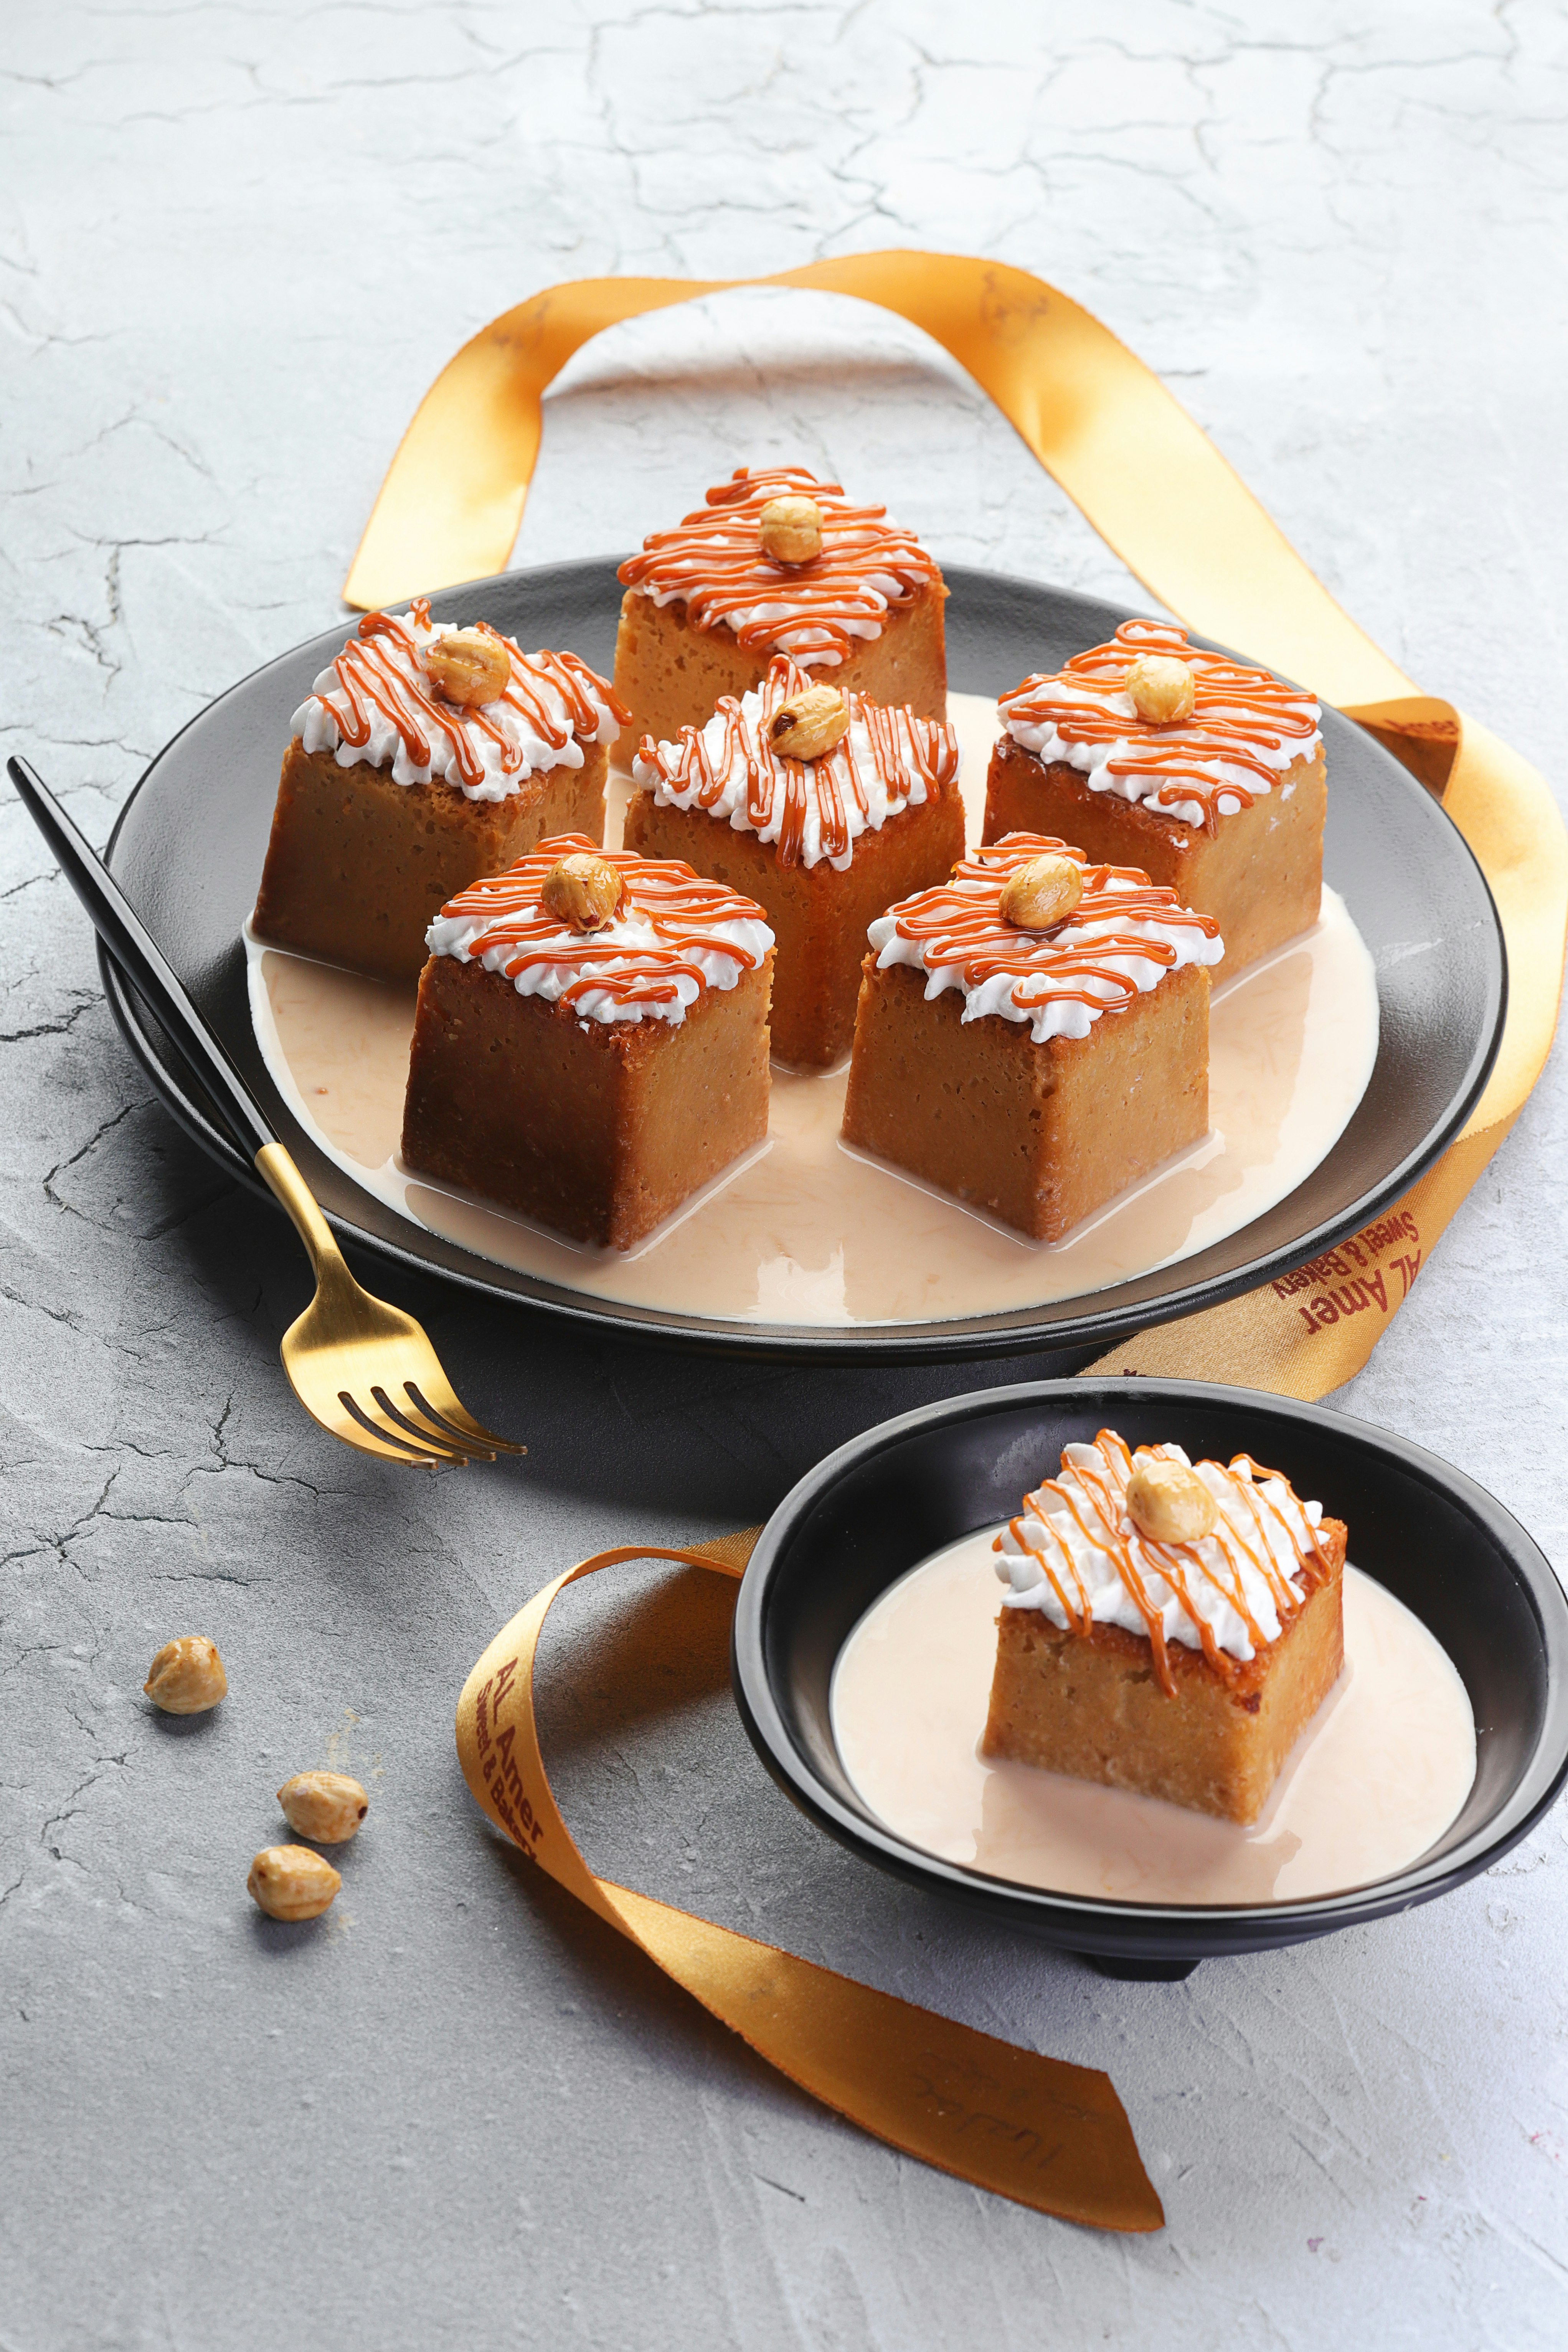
(456, 1537), (1163, 2232)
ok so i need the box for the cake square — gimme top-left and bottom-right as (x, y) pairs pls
(982, 1430), (1348, 1824)
(622, 655), (966, 1068)
(252, 600), (628, 984)
(840, 834), (1224, 1241)
(984, 618), (1325, 974)
(400, 836), (774, 1249)
(614, 465), (947, 747)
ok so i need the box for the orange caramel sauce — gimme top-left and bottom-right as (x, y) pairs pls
(432, 835), (769, 1016)
(884, 834), (1221, 1023)
(1000, 617), (1319, 833)
(309, 600), (630, 794)
(634, 654), (959, 868)
(617, 466), (944, 664)
(1001, 1429), (1334, 1696)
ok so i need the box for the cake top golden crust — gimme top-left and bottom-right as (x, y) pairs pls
(424, 835), (773, 1028)
(999, 618), (1322, 833)
(866, 833), (1223, 1044)
(631, 654), (958, 872)
(617, 466), (944, 668)
(292, 600), (631, 801)
(994, 1429), (1337, 1693)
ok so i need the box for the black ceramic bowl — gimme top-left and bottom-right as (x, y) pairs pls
(731, 1380), (1568, 1978)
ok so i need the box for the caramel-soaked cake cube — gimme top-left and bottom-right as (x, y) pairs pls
(985, 618), (1325, 975)
(400, 836), (774, 1250)
(624, 655), (966, 1069)
(613, 465), (947, 749)
(983, 1429), (1348, 1825)
(840, 834), (1225, 1241)
(252, 601), (629, 985)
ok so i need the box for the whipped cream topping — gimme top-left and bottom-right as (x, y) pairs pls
(631, 655), (959, 871)
(995, 1429), (1332, 1688)
(425, 835), (773, 1028)
(999, 617), (1322, 831)
(293, 600), (629, 801)
(867, 833), (1223, 1043)
(617, 466), (944, 669)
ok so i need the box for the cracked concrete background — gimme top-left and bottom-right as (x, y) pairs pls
(3, 2), (1568, 2346)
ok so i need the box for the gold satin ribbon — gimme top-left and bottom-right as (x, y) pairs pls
(455, 1530), (1163, 2233)
(361, 252), (1565, 2226)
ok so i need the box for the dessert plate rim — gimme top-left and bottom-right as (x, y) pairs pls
(99, 556), (1507, 1364)
(729, 1377), (1568, 1969)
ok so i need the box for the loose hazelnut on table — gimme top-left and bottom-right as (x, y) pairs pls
(998, 853), (1084, 934)
(1126, 1457), (1218, 1545)
(1124, 652), (1196, 726)
(540, 851), (628, 934)
(769, 685), (850, 764)
(248, 1845), (342, 1923)
(758, 494), (823, 565)
(277, 1770), (369, 1845)
(143, 1635), (228, 1715)
(421, 627), (513, 708)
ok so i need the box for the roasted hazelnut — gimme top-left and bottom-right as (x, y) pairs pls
(247, 1845), (342, 1923)
(1126, 1457), (1218, 1545)
(144, 1636), (228, 1715)
(998, 853), (1084, 934)
(759, 495), (824, 564)
(769, 685), (850, 763)
(1124, 653), (1195, 725)
(421, 628), (513, 708)
(277, 1771), (369, 1845)
(540, 852), (628, 933)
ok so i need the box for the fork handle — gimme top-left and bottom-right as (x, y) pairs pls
(254, 1142), (351, 1282)
(8, 752), (277, 1163)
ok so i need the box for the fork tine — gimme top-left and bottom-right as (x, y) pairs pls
(336, 1388), (468, 1466)
(279, 1367), (448, 1465)
(314, 1398), (449, 1465)
(369, 1384), (496, 1463)
(404, 1379), (528, 1457)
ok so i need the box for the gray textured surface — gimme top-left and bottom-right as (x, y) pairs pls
(4, 5), (1568, 2346)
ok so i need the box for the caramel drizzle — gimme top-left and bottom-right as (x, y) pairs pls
(1000, 617), (1319, 833)
(617, 466), (944, 663)
(1000, 1429), (1334, 1696)
(305, 600), (630, 792)
(884, 833), (1219, 1021)
(636, 655), (958, 869)
(433, 835), (769, 1015)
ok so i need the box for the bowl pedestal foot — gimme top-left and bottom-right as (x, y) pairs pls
(1085, 1953), (1200, 1982)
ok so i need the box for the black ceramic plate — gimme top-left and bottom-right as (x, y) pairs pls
(731, 1379), (1568, 1977)
(101, 561), (1505, 1362)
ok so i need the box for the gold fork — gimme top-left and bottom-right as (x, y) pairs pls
(10, 753), (524, 1470)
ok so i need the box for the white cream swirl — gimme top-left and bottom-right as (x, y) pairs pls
(995, 1438), (1325, 1662)
(632, 659), (958, 871)
(293, 605), (624, 802)
(999, 618), (1322, 829)
(423, 838), (774, 1030)
(426, 902), (772, 1027)
(867, 839), (1224, 1044)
